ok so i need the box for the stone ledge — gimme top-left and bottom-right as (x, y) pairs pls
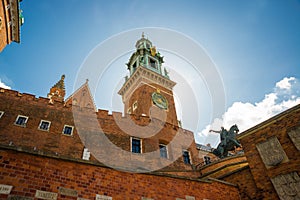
(199, 158), (248, 179)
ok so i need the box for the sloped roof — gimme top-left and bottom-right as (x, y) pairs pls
(65, 80), (97, 111)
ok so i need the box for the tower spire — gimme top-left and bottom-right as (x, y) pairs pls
(119, 36), (177, 125)
(53, 75), (65, 90)
(48, 74), (66, 102)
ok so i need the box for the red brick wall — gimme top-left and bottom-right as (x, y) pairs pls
(0, 88), (201, 174)
(0, 0), (8, 52)
(222, 167), (262, 200)
(126, 82), (178, 126)
(0, 149), (241, 200)
(238, 105), (300, 200)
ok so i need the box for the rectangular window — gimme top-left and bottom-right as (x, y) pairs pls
(14, 115), (28, 127)
(62, 125), (74, 136)
(204, 156), (211, 165)
(183, 150), (191, 164)
(159, 144), (168, 158)
(132, 61), (137, 69)
(149, 57), (157, 69)
(0, 111), (4, 118)
(131, 138), (141, 153)
(38, 120), (51, 131)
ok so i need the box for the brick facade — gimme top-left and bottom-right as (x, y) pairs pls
(0, 83), (242, 199)
(125, 82), (178, 126)
(238, 104), (300, 199)
(0, 0), (7, 51)
(1, 30), (299, 199)
(2, 81), (299, 199)
(0, 148), (240, 200)
(0, 0), (21, 52)
(0, 87), (200, 172)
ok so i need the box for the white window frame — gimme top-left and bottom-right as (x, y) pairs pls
(14, 115), (28, 127)
(182, 149), (192, 164)
(38, 120), (51, 131)
(130, 137), (142, 154)
(62, 125), (74, 136)
(0, 111), (4, 118)
(159, 144), (168, 159)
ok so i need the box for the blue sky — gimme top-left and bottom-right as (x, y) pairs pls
(1, 0), (300, 146)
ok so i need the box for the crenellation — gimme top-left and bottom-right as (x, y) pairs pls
(97, 109), (109, 118)
(37, 96), (50, 104)
(22, 93), (36, 100)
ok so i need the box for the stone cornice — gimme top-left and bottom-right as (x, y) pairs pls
(118, 66), (176, 100)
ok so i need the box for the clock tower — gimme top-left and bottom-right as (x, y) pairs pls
(118, 34), (178, 125)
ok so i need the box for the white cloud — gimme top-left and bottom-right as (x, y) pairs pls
(275, 77), (295, 90)
(0, 79), (11, 89)
(198, 77), (300, 147)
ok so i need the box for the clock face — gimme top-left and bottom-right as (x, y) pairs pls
(152, 92), (168, 110)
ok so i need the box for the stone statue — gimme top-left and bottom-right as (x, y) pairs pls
(210, 125), (241, 158)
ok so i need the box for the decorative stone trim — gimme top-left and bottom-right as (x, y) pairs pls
(58, 187), (78, 197)
(0, 184), (13, 194)
(256, 136), (289, 169)
(96, 194), (112, 200)
(35, 190), (57, 200)
(118, 66), (176, 99)
(271, 172), (300, 199)
(288, 126), (300, 151)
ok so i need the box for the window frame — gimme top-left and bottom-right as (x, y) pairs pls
(0, 111), (4, 118)
(14, 115), (29, 127)
(159, 144), (168, 159)
(62, 125), (74, 136)
(38, 120), (51, 131)
(131, 137), (142, 154)
(203, 155), (211, 165)
(182, 149), (192, 164)
(148, 57), (157, 69)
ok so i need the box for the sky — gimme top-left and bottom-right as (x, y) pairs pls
(1, 0), (300, 147)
